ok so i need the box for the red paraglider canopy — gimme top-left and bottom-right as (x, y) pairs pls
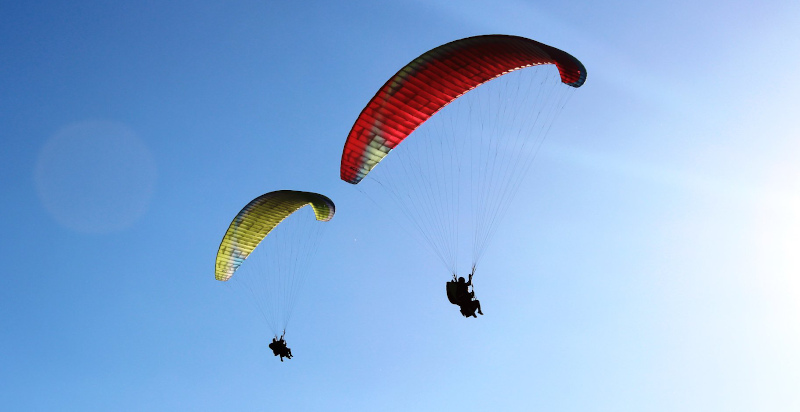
(340, 35), (587, 184)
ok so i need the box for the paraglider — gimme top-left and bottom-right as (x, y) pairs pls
(340, 35), (586, 314)
(215, 190), (335, 360)
(446, 270), (483, 318)
(269, 334), (293, 362)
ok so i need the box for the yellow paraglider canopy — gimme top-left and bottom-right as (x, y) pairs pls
(215, 190), (335, 281)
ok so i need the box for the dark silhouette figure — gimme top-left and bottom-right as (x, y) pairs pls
(268, 333), (293, 362)
(446, 270), (483, 318)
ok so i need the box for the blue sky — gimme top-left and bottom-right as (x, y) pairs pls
(2, 0), (800, 410)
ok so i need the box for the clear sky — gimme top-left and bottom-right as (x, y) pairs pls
(2, 0), (800, 410)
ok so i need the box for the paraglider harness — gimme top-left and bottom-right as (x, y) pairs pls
(268, 331), (293, 362)
(446, 275), (463, 305)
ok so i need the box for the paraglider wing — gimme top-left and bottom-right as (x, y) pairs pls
(340, 34), (587, 184)
(215, 190), (335, 281)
